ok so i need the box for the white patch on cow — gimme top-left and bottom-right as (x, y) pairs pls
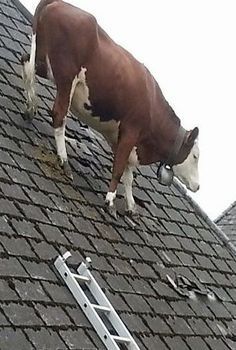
(122, 166), (135, 213)
(29, 34), (36, 67)
(46, 55), (54, 82)
(105, 191), (117, 207)
(173, 141), (200, 192)
(70, 74), (81, 106)
(54, 122), (67, 164)
(22, 33), (37, 116)
(70, 67), (119, 146)
(128, 147), (139, 167)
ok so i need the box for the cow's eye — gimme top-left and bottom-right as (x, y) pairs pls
(193, 154), (198, 160)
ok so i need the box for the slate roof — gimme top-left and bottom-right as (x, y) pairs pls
(216, 201), (236, 248)
(1, 1), (236, 349)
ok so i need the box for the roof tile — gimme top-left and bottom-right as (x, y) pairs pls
(106, 274), (133, 293)
(166, 316), (194, 335)
(126, 276), (156, 296)
(188, 317), (213, 336)
(11, 218), (42, 238)
(0, 328), (34, 350)
(30, 240), (58, 261)
(0, 183), (28, 201)
(0, 257), (28, 278)
(69, 215), (97, 235)
(0, 198), (22, 217)
(60, 328), (97, 350)
(19, 203), (50, 223)
(205, 337), (230, 350)
(121, 312), (149, 333)
(35, 304), (72, 326)
(14, 279), (50, 302)
(0, 215), (14, 235)
(25, 328), (67, 350)
(206, 300), (232, 319)
(170, 301), (195, 317)
(0, 311), (9, 326)
(123, 294), (152, 314)
(141, 335), (168, 350)
(188, 299), (213, 318)
(0, 279), (18, 301)
(185, 336), (211, 350)
(108, 257), (137, 276)
(3, 303), (43, 326)
(1, 235), (36, 258)
(133, 261), (157, 279)
(21, 260), (57, 281)
(164, 336), (190, 350)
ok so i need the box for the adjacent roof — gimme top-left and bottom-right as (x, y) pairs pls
(0, 1), (236, 349)
(216, 201), (236, 247)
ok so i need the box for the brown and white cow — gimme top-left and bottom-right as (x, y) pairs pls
(21, 0), (200, 216)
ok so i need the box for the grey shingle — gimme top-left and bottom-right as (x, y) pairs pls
(25, 328), (67, 350)
(3, 303), (43, 326)
(35, 304), (72, 326)
(0, 329), (34, 350)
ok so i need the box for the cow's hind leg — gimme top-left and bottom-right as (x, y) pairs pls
(52, 78), (78, 179)
(122, 165), (136, 215)
(21, 34), (37, 120)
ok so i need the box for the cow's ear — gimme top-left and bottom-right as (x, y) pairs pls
(186, 127), (199, 145)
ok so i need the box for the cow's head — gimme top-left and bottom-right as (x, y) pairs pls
(173, 127), (200, 192)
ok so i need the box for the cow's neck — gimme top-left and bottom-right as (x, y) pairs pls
(138, 102), (184, 166)
(156, 104), (182, 160)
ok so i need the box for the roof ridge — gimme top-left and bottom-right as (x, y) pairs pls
(11, 0), (33, 22)
(215, 200), (236, 224)
(173, 179), (236, 256)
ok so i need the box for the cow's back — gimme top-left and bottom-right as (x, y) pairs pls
(36, 1), (158, 146)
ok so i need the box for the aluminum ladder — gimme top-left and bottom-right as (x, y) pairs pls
(54, 252), (140, 350)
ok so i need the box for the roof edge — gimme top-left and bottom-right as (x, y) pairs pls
(11, 0), (33, 23)
(173, 180), (236, 256)
(215, 200), (236, 224)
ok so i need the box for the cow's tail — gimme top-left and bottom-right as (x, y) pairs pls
(21, 33), (37, 119)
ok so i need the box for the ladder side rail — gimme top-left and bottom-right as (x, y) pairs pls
(78, 263), (140, 350)
(54, 256), (121, 350)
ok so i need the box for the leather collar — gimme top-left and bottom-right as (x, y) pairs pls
(165, 125), (186, 166)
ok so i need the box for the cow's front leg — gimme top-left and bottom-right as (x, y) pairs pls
(106, 127), (138, 217)
(52, 82), (74, 179)
(122, 166), (136, 216)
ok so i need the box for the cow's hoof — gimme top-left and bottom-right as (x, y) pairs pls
(126, 208), (138, 217)
(108, 205), (118, 219)
(21, 53), (30, 64)
(125, 202), (137, 217)
(105, 201), (117, 219)
(24, 106), (36, 121)
(24, 110), (34, 121)
(63, 161), (73, 180)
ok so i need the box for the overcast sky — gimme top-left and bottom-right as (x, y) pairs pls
(20, 0), (236, 219)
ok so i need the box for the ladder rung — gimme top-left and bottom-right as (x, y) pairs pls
(92, 304), (111, 313)
(72, 273), (90, 282)
(112, 335), (131, 344)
